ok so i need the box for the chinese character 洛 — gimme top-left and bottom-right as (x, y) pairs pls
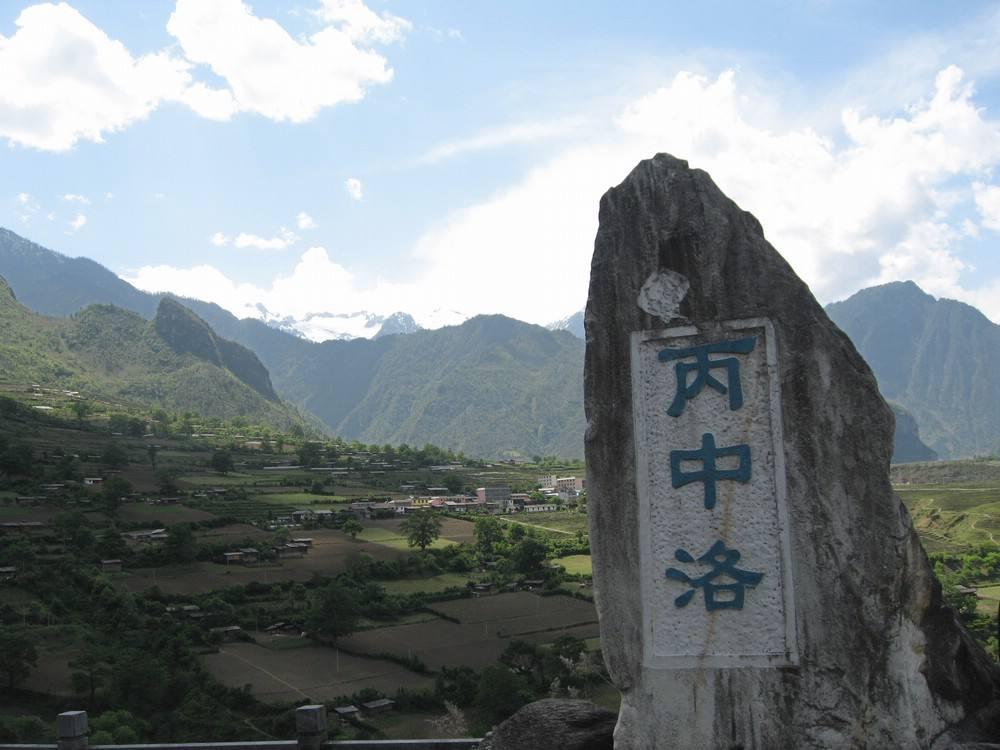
(670, 433), (751, 509)
(658, 336), (757, 417)
(665, 540), (763, 611)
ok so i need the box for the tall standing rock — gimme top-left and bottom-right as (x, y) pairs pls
(584, 154), (1000, 749)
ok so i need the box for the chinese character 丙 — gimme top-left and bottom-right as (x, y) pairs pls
(665, 540), (763, 611)
(670, 432), (751, 509)
(658, 336), (757, 417)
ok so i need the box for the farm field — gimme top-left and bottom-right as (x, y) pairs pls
(357, 517), (476, 550)
(202, 640), (435, 703)
(339, 593), (599, 670)
(555, 555), (593, 576)
(500, 511), (588, 535)
(896, 485), (1000, 551)
(117, 503), (217, 525)
(378, 572), (482, 595)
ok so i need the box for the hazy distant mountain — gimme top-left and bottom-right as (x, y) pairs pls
(548, 310), (585, 339)
(374, 312), (422, 339)
(889, 402), (938, 464)
(0, 274), (306, 430)
(827, 281), (1000, 459)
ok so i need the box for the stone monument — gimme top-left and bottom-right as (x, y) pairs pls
(584, 154), (1000, 749)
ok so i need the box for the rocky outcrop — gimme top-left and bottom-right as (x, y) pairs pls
(478, 699), (615, 750)
(584, 154), (1000, 748)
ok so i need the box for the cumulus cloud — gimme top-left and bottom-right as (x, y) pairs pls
(297, 211), (318, 229)
(68, 213), (86, 232)
(0, 0), (408, 151)
(314, 0), (411, 44)
(233, 227), (299, 251)
(15, 192), (39, 223)
(409, 65), (1000, 322)
(122, 65), (1000, 327)
(125, 246), (406, 320)
(210, 232), (230, 246)
(345, 178), (363, 200)
(974, 182), (1000, 231)
(166, 0), (403, 123)
(62, 193), (90, 204)
(0, 3), (191, 151)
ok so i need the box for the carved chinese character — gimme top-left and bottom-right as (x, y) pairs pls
(670, 433), (751, 509)
(665, 540), (763, 611)
(658, 336), (757, 417)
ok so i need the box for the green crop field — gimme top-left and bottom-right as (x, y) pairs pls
(499, 511), (588, 535)
(556, 554), (593, 575)
(896, 485), (1000, 551)
(378, 572), (482, 595)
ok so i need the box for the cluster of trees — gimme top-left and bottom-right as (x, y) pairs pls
(932, 547), (1000, 655)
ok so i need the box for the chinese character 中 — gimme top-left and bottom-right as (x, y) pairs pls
(665, 540), (763, 611)
(658, 336), (757, 417)
(670, 432), (751, 509)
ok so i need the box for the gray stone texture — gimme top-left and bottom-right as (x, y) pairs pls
(584, 154), (1000, 749)
(477, 699), (615, 750)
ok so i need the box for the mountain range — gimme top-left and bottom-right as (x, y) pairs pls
(0, 273), (307, 431)
(1, 227), (994, 461)
(0, 228), (584, 458)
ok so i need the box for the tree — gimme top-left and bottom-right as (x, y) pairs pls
(343, 518), (364, 539)
(101, 477), (132, 518)
(402, 512), (442, 551)
(305, 582), (360, 640)
(101, 443), (128, 469)
(146, 445), (159, 469)
(0, 628), (37, 689)
(511, 537), (548, 576)
(475, 665), (533, 724)
(210, 449), (234, 475)
(165, 525), (196, 563)
(70, 399), (92, 425)
(70, 641), (112, 706)
(298, 442), (323, 468)
(475, 516), (504, 560)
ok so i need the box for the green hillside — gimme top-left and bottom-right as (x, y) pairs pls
(0, 277), (307, 432)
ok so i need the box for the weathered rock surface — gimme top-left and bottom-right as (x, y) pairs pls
(477, 699), (615, 750)
(584, 154), (1000, 749)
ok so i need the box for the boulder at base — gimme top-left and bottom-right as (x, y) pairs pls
(478, 699), (615, 750)
(584, 153), (1000, 749)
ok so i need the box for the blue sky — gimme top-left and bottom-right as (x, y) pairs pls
(3, 0), (1000, 331)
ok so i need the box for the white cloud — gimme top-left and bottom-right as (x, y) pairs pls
(233, 227), (299, 250)
(15, 192), (39, 223)
(0, 3), (191, 151)
(297, 211), (318, 229)
(167, 0), (404, 124)
(210, 232), (230, 246)
(0, 0), (407, 151)
(345, 178), (363, 200)
(62, 193), (89, 204)
(68, 213), (86, 232)
(417, 117), (586, 164)
(314, 0), (411, 44)
(974, 181), (1000, 231)
(407, 65), (1000, 323)
(122, 65), (1000, 328)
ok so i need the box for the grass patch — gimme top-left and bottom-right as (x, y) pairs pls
(555, 555), (592, 575)
(378, 573), (479, 595)
(499, 512), (588, 535)
(357, 526), (453, 551)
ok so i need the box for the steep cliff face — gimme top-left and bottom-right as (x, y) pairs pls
(153, 298), (278, 401)
(827, 282), (1000, 459)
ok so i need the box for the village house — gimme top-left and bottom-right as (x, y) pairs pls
(524, 503), (560, 513)
(476, 486), (513, 512)
(83, 477), (104, 486)
(0, 566), (17, 582)
(100, 559), (122, 572)
(210, 625), (243, 641)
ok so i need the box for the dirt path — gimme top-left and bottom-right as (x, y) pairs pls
(218, 647), (309, 699)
